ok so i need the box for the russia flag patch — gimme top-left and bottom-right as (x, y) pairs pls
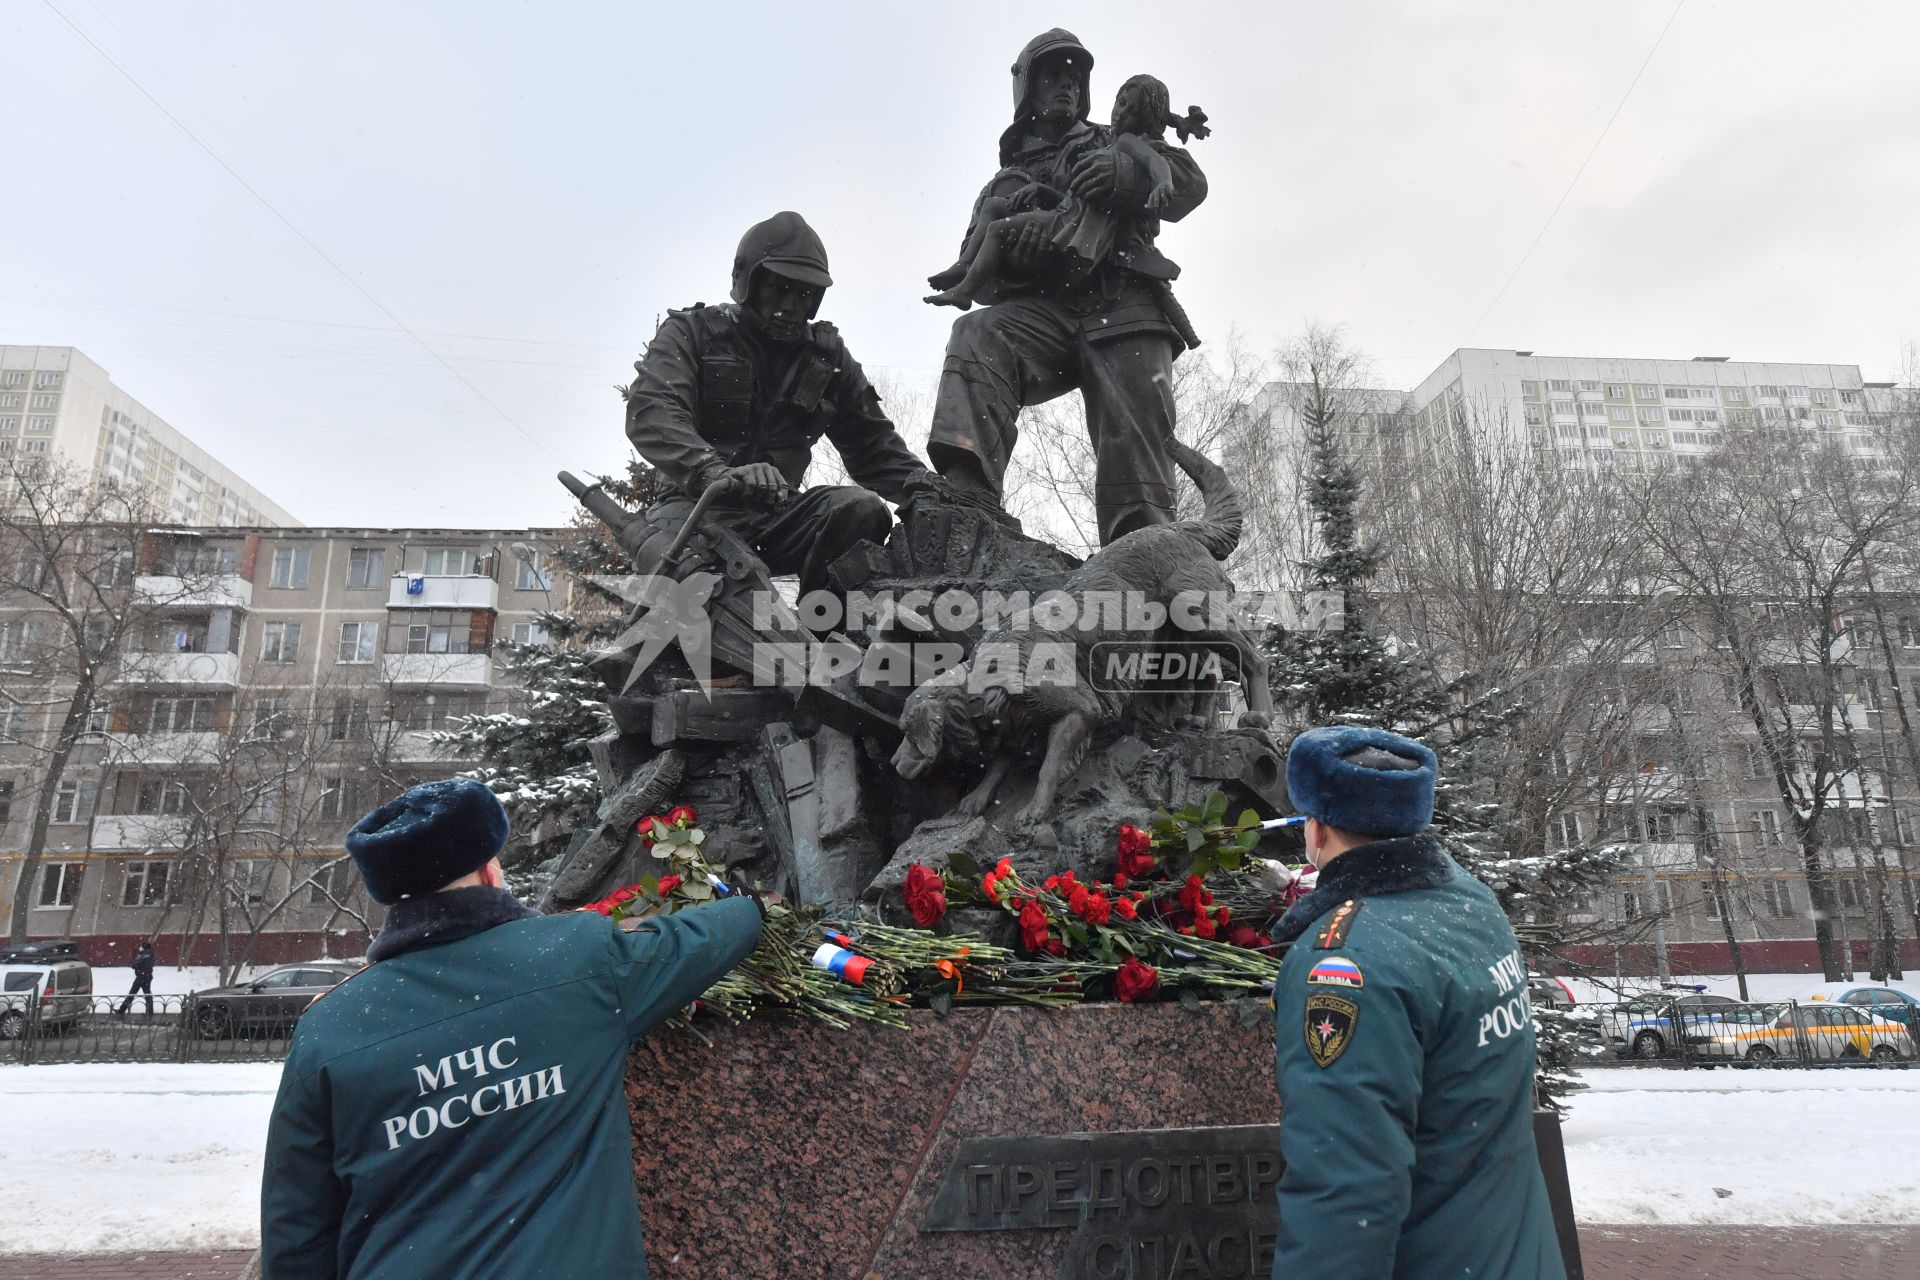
(1306, 957), (1364, 989)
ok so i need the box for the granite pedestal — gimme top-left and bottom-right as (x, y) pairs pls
(625, 1002), (1280, 1279)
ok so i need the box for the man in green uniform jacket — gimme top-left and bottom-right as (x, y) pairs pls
(259, 778), (763, 1279)
(1270, 727), (1565, 1280)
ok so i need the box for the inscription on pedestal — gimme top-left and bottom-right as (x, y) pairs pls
(921, 1125), (1282, 1280)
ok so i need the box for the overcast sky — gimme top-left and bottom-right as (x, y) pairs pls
(3, 1), (1917, 528)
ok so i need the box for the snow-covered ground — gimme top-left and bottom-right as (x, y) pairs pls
(0, 1062), (282, 1253)
(1, 1036), (1916, 1251)
(1563, 1067), (1920, 1224)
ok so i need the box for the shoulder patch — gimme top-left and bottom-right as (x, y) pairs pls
(1304, 992), (1359, 1068)
(1315, 898), (1362, 949)
(1306, 956), (1364, 990)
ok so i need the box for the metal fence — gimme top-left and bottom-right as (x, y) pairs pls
(1594, 997), (1919, 1068)
(0, 992), (297, 1064)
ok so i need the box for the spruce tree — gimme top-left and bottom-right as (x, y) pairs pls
(443, 460), (669, 888)
(1265, 335), (1616, 1104)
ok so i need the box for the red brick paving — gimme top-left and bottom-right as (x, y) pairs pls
(2, 1228), (1916, 1278)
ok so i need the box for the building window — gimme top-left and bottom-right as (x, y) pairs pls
(514, 552), (551, 592)
(1525, 405), (1542, 424)
(244, 785), (280, 823)
(249, 694), (293, 740)
(1550, 400), (1574, 417)
(0, 777), (11, 825)
(0, 616), (41, 661)
(227, 859), (272, 905)
(1811, 388), (1831, 407)
(1609, 405), (1629, 422)
(345, 547), (387, 590)
(261, 621), (302, 664)
(337, 621), (378, 664)
(1638, 407), (1661, 424)
(1725, 386), (1746, 403)
(0, 701), (26, 743)
(1606, 384), (1627, 399)
(1857, 674), (1883, 712)
(35, 372), (61, 389)
(123, 861), (173, 907)
(136, 778), (192, 815)
(149, 696), (216, 733)
(306, 860), (354, 908)
(328, 696), (370, 742)
(1760, 879), (1793, 918)
(52, 779), (98, 824)
(1899, 616), (1920, 649)
(25, 417), (53, 433)
(37, 861), (85, 908)
(1816, 411), (1834, 428)
(1520, 380), (1538, 397)
(509, 622), (551, 646)
(1744, 744), (1769, 780)
(1836, 878), (1864, 912)
(1554, 812), (1581, 847)
(1753, 809), (1783, 847)
(1646, 431), (1666, 448)
(269, 546), (310, 590)
(317, 777), (349, 821)
(422, 548), (479, 576)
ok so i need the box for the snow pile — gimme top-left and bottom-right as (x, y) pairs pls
(0, 1062), (283, 1253)
(1563, 1067), (1920, 1224)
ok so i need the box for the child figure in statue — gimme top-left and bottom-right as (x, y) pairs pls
(924, 74), (1209, 310)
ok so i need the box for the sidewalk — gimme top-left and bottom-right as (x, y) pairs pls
(3, 1227), (1917, 1278)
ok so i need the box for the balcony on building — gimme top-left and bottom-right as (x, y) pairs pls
(91, 814), (192, 851)
(106, 731), (222, 766)
(388, 573), (499, 612)
(135, 574), (253, 611)
(381, 652), (493, 688)
(117, 608), (243, 687)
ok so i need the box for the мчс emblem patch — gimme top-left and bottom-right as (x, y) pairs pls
(1306, 957), (1365, 990)
(1315, 899), (1362, 950)
(1304, 992), (1359, 1068)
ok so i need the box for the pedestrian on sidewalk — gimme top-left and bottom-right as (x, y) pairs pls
(258, 778), (764, 1280)
(1268, 727), (1565, 1280)
(116, 941), (154, 1018)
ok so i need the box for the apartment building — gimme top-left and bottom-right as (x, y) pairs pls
(1252, 348), (1919, 975)
(0, 345), (295, 527)
(1404, 348), (1895, 475)
(0, 524), (566, 965)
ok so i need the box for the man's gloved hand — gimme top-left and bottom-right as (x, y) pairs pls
(718, 462), (789, 504)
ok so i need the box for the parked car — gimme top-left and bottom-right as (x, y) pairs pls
(1799, 983), (1920, 1037)
(1688, 1002), (1916, 1063)
(0, 956), (94, 1038)
(1530, 976), (1577, 1010)
(184, 963), (360, 1039)
(1600, 988), (1743, 1059)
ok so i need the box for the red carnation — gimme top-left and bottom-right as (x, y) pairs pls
(1114, 897), (1138, 921)
(1044, 937), (1066, 956)
(982, 872), (1001, 903)
(1227, 923), (1263, 949)
(1178, 875), (1207, 915)
(1067, 884), (1092, 916)
(1082, 893), (1113, 926)
(1214, 905), (1231, 926)
(994, 857), (1015, 879)
(1115, 824), (1156, 879)
(657, 874), (683, 896)
(1195, 915), (1217, 940)
(1114, 956), (1159, 1003)
(903, 863), (948, 928)
(609, 885), (639, 904)
(665, 805), (697, 828)
(1017, 900), (1051, 954)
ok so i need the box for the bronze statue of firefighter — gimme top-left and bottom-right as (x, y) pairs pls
(546, 30), (1280, 915)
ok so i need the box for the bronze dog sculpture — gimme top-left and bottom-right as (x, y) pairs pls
(892, 438), (1273, 826)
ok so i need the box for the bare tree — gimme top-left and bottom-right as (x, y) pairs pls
(0, 459), (194, 945)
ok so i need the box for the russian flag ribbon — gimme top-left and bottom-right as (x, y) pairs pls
(810, 942), (872, 986)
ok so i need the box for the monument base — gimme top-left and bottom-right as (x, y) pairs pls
(625, 1002), (1279, 1279)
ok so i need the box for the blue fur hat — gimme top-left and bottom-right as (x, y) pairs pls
(345, 778), (510, 905)
(1286, 726), (1437, 838)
